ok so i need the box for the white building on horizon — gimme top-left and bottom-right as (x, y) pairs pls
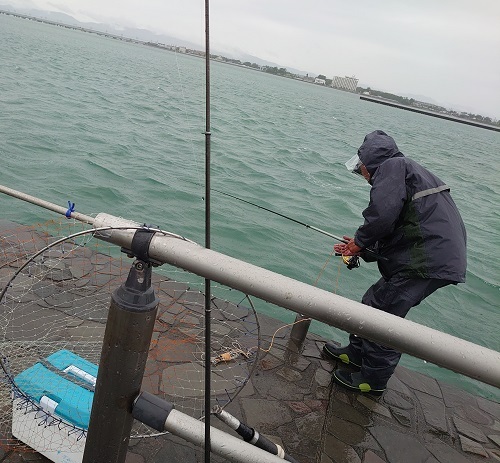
(332, 75), (359, 92)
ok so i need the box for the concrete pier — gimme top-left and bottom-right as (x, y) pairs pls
(360, 96), (500, 132)
(0, 219), (499, 463)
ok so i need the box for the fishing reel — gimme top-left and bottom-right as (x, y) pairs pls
(335, 253), (360, 270)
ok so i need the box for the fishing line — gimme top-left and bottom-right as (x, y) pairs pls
(233, 247), (345, 361)
(172, 51), (205, 198)
(211, 187), (348, 243)
(209, 186), (387, 262)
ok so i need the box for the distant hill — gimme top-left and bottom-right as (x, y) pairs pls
(0, 5), (203, 49)
(235, 51), (309, 76)
(1, 4), (311, 76)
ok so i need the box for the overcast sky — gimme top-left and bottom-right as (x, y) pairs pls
(7, 0), (500, 118)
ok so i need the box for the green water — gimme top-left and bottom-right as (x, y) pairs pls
(0, 14), (498, 400)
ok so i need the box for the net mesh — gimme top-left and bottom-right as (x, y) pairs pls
(0, 219), (260, 453)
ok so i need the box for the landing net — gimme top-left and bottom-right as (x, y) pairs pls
(0, 219), (260, 452)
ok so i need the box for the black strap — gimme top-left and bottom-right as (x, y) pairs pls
(130, 228), (156, 263)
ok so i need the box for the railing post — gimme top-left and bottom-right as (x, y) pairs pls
(289, 314), (311, 351)
(82, 260), (159, 463)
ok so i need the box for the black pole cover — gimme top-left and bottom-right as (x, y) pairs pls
(82, 261), (159, 463)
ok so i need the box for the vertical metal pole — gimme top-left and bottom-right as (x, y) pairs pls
(204, 1), (212, 462)
(82, 260), (159, 463)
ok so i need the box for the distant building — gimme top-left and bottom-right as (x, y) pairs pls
(332, 75), (359, 92)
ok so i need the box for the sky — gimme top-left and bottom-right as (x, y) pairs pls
(6, 0), (500, 118)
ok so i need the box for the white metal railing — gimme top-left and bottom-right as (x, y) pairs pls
(1, 184), (499, 388)
(92, 212), (500, 388)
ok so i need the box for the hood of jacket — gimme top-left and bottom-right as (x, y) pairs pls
(358, 130), (403, 176)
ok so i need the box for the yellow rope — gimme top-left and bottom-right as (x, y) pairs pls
(254, 245), (344, 354)
(334, 254), (342, 294)
(257, 317), (312, 353)
(313, 245), (337, 286)
(313, 244), (343, 295)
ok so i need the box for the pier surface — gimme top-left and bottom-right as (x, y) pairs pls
(0, 220), (499, 463)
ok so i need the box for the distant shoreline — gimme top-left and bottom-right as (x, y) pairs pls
(360, 96), (500, 132)
(2, 8), (498, 131)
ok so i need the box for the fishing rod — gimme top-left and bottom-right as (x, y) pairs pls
(212, 405), (300, 463)
(213, 188), (346, 242)
(211, 187), (387, 262)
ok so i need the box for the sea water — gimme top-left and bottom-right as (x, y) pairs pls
(0, 14), (498, 400)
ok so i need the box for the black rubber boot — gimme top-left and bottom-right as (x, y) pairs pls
(332, 369), (386, 396)
(323, 342), (362, 368)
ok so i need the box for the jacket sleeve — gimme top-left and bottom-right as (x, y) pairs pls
(360, 247), (378, 262)
(354, 160), (408, 249)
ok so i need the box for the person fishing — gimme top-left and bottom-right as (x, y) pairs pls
(323, 130), (467, 395)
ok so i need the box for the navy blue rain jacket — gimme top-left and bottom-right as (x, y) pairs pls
(354, 130), (466, 282)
